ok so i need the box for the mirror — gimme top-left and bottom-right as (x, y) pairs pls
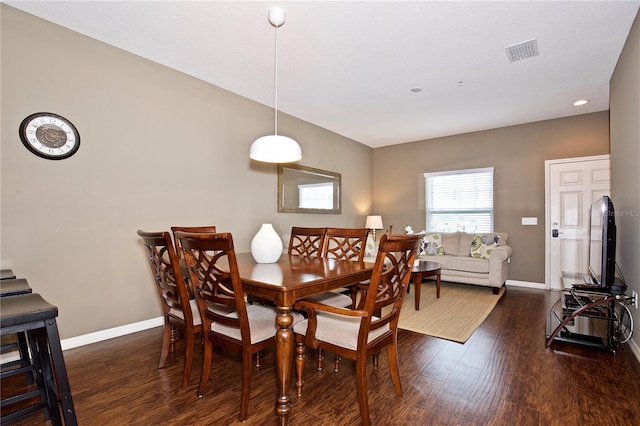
(278, 164), (341, 214)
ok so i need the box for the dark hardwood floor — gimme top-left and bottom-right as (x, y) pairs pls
(3, 286), (640, 425)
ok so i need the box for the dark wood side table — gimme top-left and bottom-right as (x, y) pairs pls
(411, 260), (442, 310)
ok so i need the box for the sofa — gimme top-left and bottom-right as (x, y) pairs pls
(418, 232), (512, 293)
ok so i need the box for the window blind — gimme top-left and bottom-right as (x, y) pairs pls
(424, 167), (494, 233)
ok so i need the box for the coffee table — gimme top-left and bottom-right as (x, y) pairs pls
(411, 260), (442, 310)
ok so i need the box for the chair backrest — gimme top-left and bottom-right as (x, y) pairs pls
(359, 233), (422, 334)
(322, 228), (370, 262)
(174, 232), (250, 343)
(288, 227), (327, 257)
(170, 226), (217, 256)
(137, 230), (194, 325)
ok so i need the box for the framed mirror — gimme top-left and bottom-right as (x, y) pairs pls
(278, 164), (341, 214)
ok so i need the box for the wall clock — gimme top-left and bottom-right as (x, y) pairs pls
(19, 112), (80, 160)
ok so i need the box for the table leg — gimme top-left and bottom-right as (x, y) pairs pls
(274, 306), (294, 425)
(436, 273), (441, 298)
(414, 272), (422, 310)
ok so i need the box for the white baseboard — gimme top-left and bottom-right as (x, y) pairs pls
(506, 279), (546, 290)
(60, 316), (164, 351)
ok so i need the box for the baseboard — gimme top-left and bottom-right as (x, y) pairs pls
(506, 280), (546, 290)
(60, 316), (164, 351)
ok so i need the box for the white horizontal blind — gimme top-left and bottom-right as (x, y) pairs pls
(424, 167), (494, 233)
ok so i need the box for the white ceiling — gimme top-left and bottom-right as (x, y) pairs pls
(6, 1), (640, 148)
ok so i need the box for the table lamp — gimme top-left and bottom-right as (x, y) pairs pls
(365, 215), (384, 241)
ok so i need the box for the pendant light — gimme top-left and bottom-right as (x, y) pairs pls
(249, 7), (302, 163)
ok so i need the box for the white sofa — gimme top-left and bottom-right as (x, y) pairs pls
(418, 232), (512, 293)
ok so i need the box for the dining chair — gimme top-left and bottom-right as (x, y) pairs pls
(175, 231), (303, 422)
(287, 227), (327, 257)
(293, 233), (422, 426)
(305, 227), (370, 370)
(137, 230), (202, 389)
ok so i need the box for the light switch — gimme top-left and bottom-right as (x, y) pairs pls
(521, 217), (538, 225)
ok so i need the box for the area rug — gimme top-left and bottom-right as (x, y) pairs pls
(394, 282), (505, 343)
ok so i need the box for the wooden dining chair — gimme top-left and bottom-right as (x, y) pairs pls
(136, 230), (202, 389)
(287, 227), (327, 257)
(293, 233), (422, 426)
(175, 231), (303, 422)
(305, 227), (370, 370)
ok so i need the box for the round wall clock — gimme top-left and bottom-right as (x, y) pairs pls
(19, 112), (80, 160)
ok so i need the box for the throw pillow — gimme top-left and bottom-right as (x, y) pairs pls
(422, 234), (445, 256)
(469, 234), (499, 259)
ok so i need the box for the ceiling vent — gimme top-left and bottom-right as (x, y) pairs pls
(505, 38), (539, 63)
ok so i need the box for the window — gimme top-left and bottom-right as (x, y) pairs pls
(424, 167), (494, 233)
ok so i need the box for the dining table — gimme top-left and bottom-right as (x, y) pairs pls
(234, 252), (375, 425)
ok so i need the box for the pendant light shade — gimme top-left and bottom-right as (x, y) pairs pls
(249, 7), (302, 163)
(250, 135), (301, 163)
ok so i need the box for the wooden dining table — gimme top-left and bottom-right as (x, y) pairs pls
(234, 252), (375, 425)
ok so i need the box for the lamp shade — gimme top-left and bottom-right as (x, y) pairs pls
(249, 135), (302, 163)
(365, 215), (384, 229)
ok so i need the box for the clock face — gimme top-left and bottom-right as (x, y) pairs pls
(19, 112), (80, 160)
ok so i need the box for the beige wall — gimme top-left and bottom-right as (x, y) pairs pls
(610, 11), (640, 351)
(372, 112), (610, 284)
(0, 6), (372, 339)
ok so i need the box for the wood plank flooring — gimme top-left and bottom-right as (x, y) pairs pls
(3, 286), (640, 425)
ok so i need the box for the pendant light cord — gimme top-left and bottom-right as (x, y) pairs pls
(274, 23), (279, 136)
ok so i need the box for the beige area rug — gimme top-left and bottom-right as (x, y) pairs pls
(393, 282), (505, 343)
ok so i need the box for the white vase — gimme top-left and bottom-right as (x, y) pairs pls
(250, 224), (283, 263)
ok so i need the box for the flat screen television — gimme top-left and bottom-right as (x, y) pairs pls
(587, 195), (617, 288)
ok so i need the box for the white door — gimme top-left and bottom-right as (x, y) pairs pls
(545, 155), (610, 290)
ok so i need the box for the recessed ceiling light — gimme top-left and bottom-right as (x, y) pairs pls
(573, 99), (589, 106)
(410, 87), (423, 93)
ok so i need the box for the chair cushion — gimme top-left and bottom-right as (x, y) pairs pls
(305, 291), (352, 308)
(293, 311), (390, 350)
(169, 298), (202, 326)
(204, 301), (238, 317)
(211, 304), (304, 345)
